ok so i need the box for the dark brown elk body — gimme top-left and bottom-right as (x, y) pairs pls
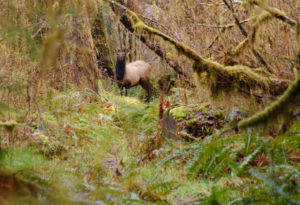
(115, 50), (152, 102)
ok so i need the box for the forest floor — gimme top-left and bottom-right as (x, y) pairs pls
(0, 83), (300, 205)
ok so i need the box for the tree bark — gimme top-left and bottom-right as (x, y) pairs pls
(70, 9), (100, 91)
(92, 5), (114, 78)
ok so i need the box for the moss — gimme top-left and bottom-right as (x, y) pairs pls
(194, 61), (270, 92)
(238, 77), (300, 133)
(0, 120), (18, 131)
(187, 118), (198, 125)
(265, 7), (297, 27)
(249, 1), (297, 26)
(169, 106), (191, 120)
(211, 109), (224, 118)
(194, 103), (209, 112)
(125, 9), (289, 97)
(238, 25), (300, 133)
(232, 11), (272, 56)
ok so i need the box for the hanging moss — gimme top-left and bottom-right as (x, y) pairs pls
(238, 77), (300, 134)
(248, 1), (297, 27)
(238, 23), (300, 134)
(232, 11), (272, 56)
(125, 9), (289, 97)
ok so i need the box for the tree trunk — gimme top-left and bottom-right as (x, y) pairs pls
(70, 8), (100, 91)
(93, 2), (114, 78)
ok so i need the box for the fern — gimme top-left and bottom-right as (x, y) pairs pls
(156, 151), (186, 167)
(249, 168), (300, 205)
(238, 144), (263, 172)
(187, 135), (237, 180)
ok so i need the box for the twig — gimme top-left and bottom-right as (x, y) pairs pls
(249, 1), (298, 27)
(31, 23), (46, 39)
(222, 0), (269, 68)
(197, 18), (249, 28)
(197, 23), (230, 28)
(197, 1), (245, 6)
(264, 7), (297, 27)
(222, 0), (247, 36)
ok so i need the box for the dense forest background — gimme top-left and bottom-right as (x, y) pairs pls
(0, 0), (300, 204)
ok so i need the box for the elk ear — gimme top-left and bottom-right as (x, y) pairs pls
(115, 48), (121, 53)
(124, 47), (129, 54)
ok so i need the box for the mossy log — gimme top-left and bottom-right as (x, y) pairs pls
(106, 0), (290, 97)
(162, 104), (225, 140)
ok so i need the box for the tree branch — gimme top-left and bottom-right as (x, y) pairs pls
(106, 0), (289, 97)
(109, 0), (193, 86)
(197, 19), (249, 28)
(249, 1), (298, 27)
(222, 0), (268, 68)
(238, 77), (300, 134)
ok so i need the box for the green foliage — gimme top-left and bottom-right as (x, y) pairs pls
(0, 147), (43, 171)
(112, 96), (158, 134)
(1, 1), (300, 204)
(248, 167), (300, 204)
(1, 20), (40, 59)
(169, 106), (191, 120)
(187, 134), (239, 180)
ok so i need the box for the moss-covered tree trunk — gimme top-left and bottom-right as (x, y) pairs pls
(69, 7), (100, 91)
(92, 2), (114, 78)
(43, 1), (101, 91)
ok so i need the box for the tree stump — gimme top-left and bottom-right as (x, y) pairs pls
(162, 104), (225, 140)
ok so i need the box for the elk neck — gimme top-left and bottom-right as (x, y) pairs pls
(116, 58), (126, 81)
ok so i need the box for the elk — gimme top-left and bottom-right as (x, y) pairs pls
(115, 49), (152, 102)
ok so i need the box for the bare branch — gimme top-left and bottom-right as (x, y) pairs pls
(264, 7), (297, 27)
(222, 0), (269, 68)
(249, 1), (298, 27)
(197, 19), (249, 28)
(197, 1), (245, 6)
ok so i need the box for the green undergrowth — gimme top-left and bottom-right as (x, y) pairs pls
(0, 87), (299, 204)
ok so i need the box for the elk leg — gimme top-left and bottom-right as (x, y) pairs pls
(120, 87), (124, 95)
(125, 88), (128, 96)
(140, 79), (152, 102)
